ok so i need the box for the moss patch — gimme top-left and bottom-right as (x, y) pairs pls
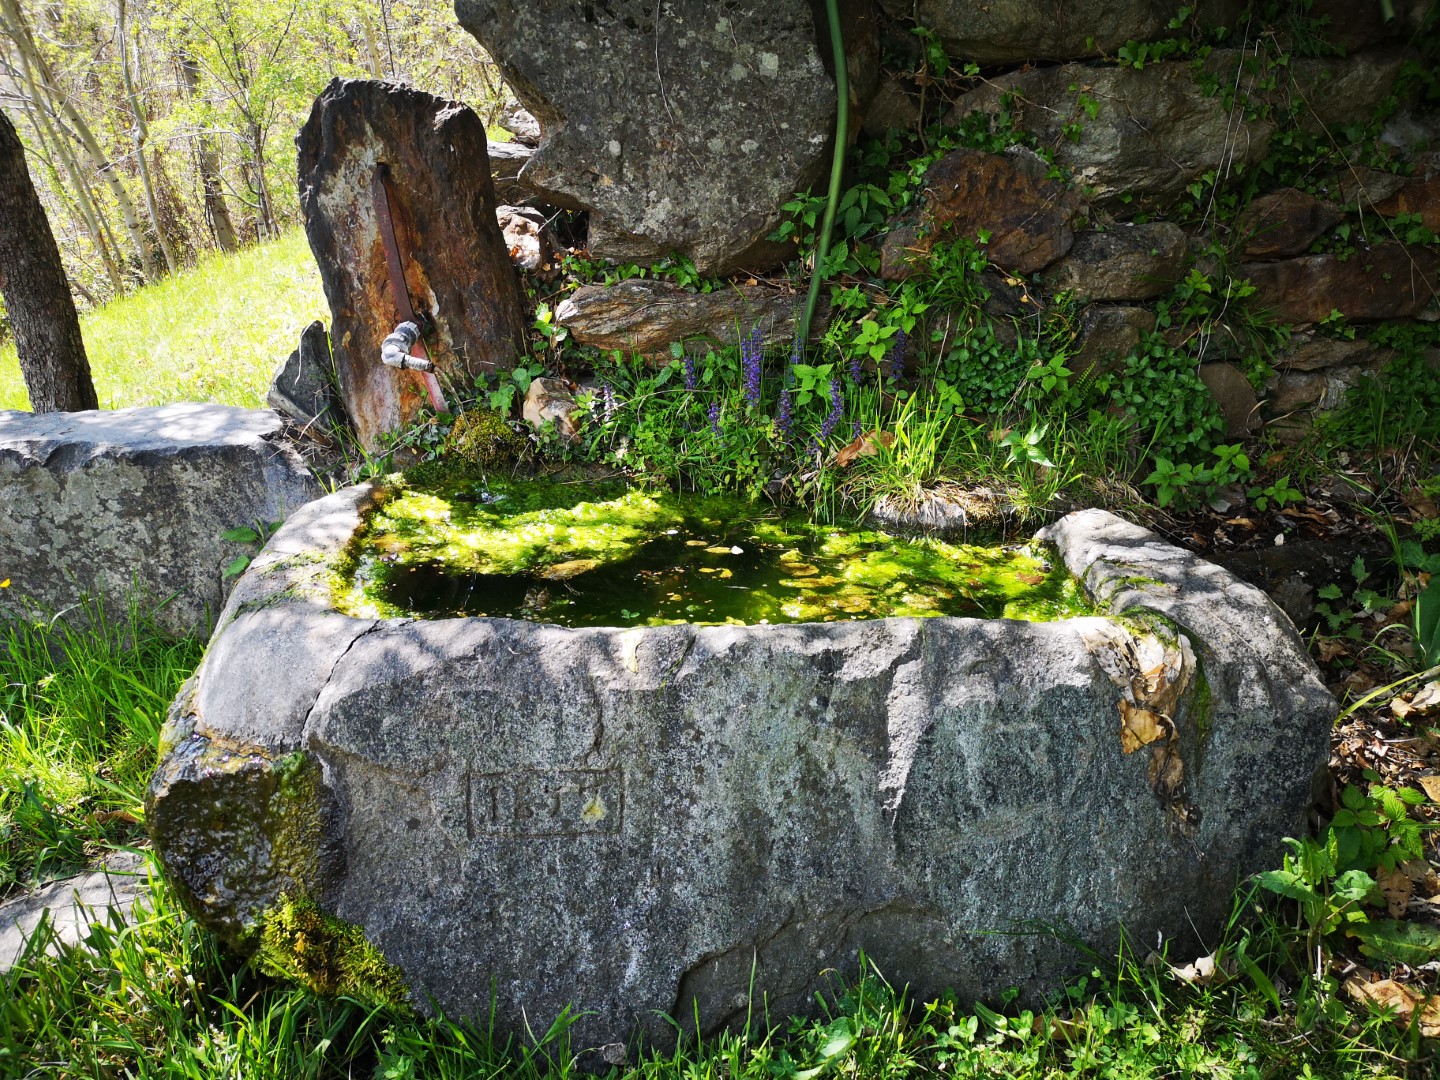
(258, 895), (410, 1009)
(333, 476), (1094, 627)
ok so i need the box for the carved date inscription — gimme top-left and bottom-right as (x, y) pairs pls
(466, 767), (623, 839)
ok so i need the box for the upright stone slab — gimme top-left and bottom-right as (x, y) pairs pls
(452, 1), (842, 275)
(298, 79), (528, 450)
(0, 405), (321, 636)
(149, 493), (1333, 1049)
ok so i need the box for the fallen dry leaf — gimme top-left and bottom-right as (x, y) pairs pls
(1169, 952), (1220, 986)
(1377, 866), (1414, 919)
(1119, 700), (1169, 753)
(1344, 977), (1440, 1037)
(834, 429), (896, 468)
(1418, 775), (1440, 803)
(1017, 572), (1047, 586)
(1409, 681), (1440, 714)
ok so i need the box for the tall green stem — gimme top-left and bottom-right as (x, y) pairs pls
(797, 0), (847, 354)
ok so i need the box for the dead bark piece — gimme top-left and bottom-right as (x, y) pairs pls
(298, 78), (528, 450)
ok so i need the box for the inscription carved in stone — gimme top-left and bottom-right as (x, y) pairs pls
(466, 767), (622, 839)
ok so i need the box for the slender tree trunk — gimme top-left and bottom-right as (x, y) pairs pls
(177, 50), (238, 252)
(0, 107), (97, 412)
(117, 0), (176, 275)
(4, 37), (126, 294)
(0, 0), (156, 281)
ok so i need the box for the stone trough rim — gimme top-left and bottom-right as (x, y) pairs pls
(152, 479), (1336, 1042)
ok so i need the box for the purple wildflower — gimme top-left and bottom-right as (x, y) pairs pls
(600, 383), (617, 422)
(849, 353), (863, 384)
(852, 419), (862, 440)
(741, 326), (763, 407)
(683, 350), (698, 391)
(790, 336), (803, 366)
(707, 401), (722, 435)
(775, 389), (793, 439)
(886, 329), (908, 382)
(819, 380), (843, 442)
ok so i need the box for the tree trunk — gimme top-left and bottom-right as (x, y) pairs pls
(0, 0), (157, 282)
(117, 0), (176, 276)
(3, 32), (127, 294)
(0, 107), (97, 413)
(177, 50), (238, 252)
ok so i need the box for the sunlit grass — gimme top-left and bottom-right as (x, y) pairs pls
(0, 229), (327, 412)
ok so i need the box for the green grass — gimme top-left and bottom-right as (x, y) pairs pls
(0, 598), (204, 895)
(0, 857), (1423, 1079)
(0, 229), (327, 412)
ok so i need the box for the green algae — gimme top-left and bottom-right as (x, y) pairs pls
(333, 476), (1094, 627)
(258, 894), (410, 1009)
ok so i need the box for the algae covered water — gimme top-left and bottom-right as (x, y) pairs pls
(333, 477), (1091, 627)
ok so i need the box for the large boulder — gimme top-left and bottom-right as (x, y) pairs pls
(298, 79), (528, 451)
(452, 0), (856, 275)
(149, 490), (1332, 1049)
(1045, 222), (1188, 301)
(877, 0), (1245, 63)
(0, 404), (321, 637)
(879, 147), (1084, 279)
(950, 53), (1274, 207)
(1242, 245), (1440, 323)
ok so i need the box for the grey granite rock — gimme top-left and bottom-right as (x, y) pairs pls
(453, 0), (841, 275)
(267, 320), (341, 431)
(0, 851), (149, 972)
(950, 53), (1274, 207)
(149, 494), (1333, 1049)
(0, 404), (322, 636)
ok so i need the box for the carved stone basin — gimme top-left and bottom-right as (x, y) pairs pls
(148, 484), (1332, 1048)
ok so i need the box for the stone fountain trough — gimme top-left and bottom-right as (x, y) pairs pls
(148, 483), (1332, 1048)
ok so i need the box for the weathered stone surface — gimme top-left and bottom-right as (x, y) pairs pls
(1071, 305), (1155, 376)
(880, 147), (1083, 280)
(1376, 175), (1440, 231)
(1267, 365), (1378, 416)
(455, 1), (849, 275)
(488, 140), (537, 206)
(1330, 165), (1408, 208)
(298, 79), (528, 450)
(1242, 245), (1440, 323)
(1238, 188), (1343, 260)
(860, 74), (921, 138)
(1198, 362), (1259, 436)
(0, 851), (148, 973)
(0, 404), (322, 636)
(557, 279), (815, 360)
(1278, 335), (1392, 372)
(950, 54), (1274, 207)
(150, 491), (1332, 1048)
(1308, 0), (1434, 50)
(500, 103), (540, 145)
(1286, 50), (1408, 134)
(1046, 223), (1187, 300)
(267, 320), (342, 431)
(876, 0), (1244, 63)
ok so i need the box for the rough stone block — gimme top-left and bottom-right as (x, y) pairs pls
(149, 491), (1333, 1048)
(0, 404), (322, 636)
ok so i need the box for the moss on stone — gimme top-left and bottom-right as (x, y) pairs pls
(444, 407), (528, 467)
(258, 894), (410, 1009)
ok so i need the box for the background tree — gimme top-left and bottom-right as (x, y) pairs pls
(0, 106), (97, 411)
